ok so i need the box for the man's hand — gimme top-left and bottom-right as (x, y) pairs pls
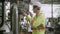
(37, 24), (45, 29)
(30, 19), (34, 25)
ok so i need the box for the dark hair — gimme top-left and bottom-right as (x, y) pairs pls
(33, 5), (40, 10)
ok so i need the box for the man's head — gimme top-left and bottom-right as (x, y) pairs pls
(33, 5), (40, 13)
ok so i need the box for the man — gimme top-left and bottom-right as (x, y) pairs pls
(26, 5), (46, 34)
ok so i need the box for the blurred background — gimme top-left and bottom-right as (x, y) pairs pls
(0, 0), (60, 34)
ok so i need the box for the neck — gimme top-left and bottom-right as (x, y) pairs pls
(36, 11), (40, 17)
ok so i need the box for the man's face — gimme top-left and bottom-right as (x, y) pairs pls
(33, 7), (39, 13)
(33, 7), (40, 13)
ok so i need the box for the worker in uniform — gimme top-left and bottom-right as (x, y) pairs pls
(26, 5), (46, 34)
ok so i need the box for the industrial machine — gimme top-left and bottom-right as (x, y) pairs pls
(54, 17), (60, 34)
(0, 0), (5, 34)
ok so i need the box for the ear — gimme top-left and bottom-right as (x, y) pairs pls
(38, 8), (40, 10)
(37, 7), (40, 10)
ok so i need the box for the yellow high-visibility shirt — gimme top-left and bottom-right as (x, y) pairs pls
(26, 12), (46, 34)
(31, 13), (46, 28)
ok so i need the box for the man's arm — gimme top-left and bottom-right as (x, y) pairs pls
(32, 14), (46, 28)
